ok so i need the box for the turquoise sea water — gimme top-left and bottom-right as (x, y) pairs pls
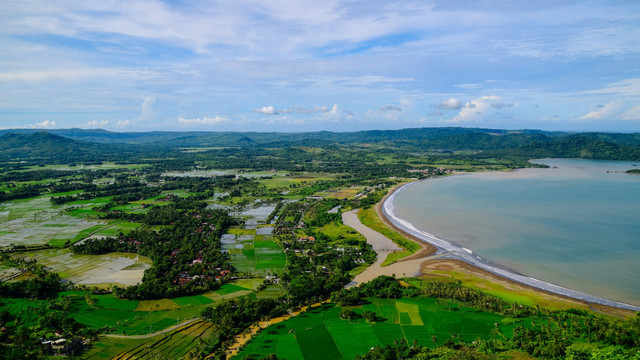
(392, 159), (640, 306)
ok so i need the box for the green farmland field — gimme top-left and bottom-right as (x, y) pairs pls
(81, 319), (214, 359)
(234, 297), (530, 360)
(230, 236), (286, 275)
(0, 282), (256, 338)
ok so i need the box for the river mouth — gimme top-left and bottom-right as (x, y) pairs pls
(385, 159), (640, 310)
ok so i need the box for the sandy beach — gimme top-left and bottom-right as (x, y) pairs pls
(379, 180), (640, 312)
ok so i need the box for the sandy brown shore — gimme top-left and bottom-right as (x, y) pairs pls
(372, 180), (638, 318)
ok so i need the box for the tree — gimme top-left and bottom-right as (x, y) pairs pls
(62, 337), (85, 356)
(340, 308), (357, 320)
(362, 310), (377, 323)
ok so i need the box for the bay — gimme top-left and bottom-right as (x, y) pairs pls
(391, 159), (640, 306)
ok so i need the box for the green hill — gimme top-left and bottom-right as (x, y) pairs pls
(2, 128), (640, 162)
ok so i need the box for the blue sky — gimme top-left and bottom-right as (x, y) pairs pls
(1, 0), (639, 132)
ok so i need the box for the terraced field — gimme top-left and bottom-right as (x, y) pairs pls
(234, 297), (531, 360)
(0, 282), (259, 339)
(82, 319), (214, 359)
(71, 283), (257, 335)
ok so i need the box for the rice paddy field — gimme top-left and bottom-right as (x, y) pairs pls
(13, 249), (152, 286)
(224, 226), (286, 275)
(234, 297), (533, 360)
(0, 195), (110, 248)
(81, 319), (214, 360)
(1, 279), (263, 341)
(0, 191), (148, 248)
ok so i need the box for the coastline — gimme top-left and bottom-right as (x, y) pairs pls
(374, 182), (437, 260)
(380, 179), (640, 313)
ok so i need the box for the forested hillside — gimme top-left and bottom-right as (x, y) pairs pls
(2, 128), (639, 164)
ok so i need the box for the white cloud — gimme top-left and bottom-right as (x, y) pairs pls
(29, 120), (56, 128)
(454, 83), (480, 89)
(491, 102), (518, 109)
(254, 106), (279, 115)
(321, 104), (341, 122)
(0, 68), (159, 82)
(366, 104), (403, 121)
(178, 116), (229, 124)
(116, 97), (156, 128)
(338, 75), (415, 87)
(326, 104), (339, 116)
(579, 100), (623, 120)
(541, 115), (562, 122)
(448, 95), (501, 123)
(582, 78), (640, 97)
(621, 105), (640, 120)
(280, 105), (329, 114)
(254, 104), (345, 120)
(138, 97), (156, 121)
(379, 105), (402, 112)
(86, 120), (109, 127)
(436, 98), (463, 109)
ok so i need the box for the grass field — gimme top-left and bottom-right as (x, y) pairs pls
(413, 270), (598, 313)
(259, 173), (334, 190)
(316, 223), (365, 243)
(327, 187), (363, 199)
(233, 297), (529, 360)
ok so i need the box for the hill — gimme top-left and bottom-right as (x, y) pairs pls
(0, 132), (160, 162)
(1, 128), (640, 163)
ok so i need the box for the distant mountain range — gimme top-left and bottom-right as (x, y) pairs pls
(1, 127), (639, 162)
(0, 131), (157, 162)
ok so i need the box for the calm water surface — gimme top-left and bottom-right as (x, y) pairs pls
(392, 159), (640, 306)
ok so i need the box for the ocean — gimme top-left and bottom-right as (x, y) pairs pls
(390, 159), (640, 307)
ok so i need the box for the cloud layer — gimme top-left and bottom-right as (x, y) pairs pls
(0, 1), (639, 132)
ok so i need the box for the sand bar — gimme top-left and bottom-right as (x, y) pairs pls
(343, 209), (425, 287)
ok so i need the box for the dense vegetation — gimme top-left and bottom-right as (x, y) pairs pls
(3, 128), (640, 169)
(0, 256), (62, 299)
(73, 206), (235, 299)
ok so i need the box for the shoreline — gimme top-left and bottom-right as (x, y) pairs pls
(374, 182), (437, 260)
(380, 179), (640, 313)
